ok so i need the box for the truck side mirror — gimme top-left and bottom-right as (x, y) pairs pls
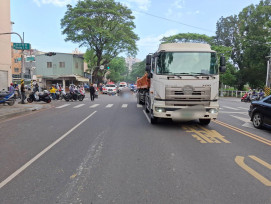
(145, 65), (151, 72)
(146, 55), (151, 65)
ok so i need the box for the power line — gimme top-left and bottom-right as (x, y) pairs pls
(132, 9), (215, 33)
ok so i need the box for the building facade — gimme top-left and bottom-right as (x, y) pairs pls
(125, 57), (141, 72)
(0, 0), (12, 91)
(35, 53), (89, 90)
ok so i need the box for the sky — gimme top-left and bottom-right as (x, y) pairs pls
(10, 0), (262, 60)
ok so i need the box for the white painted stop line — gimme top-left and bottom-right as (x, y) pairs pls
(106, 104), (113, 108)
(137, 104), (143, 108)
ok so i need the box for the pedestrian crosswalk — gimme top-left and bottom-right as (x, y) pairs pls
(55, 103), (143, 109)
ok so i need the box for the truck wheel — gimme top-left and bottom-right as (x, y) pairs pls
(145, 95), (150, 113)
(137, 93), (142, 105)
(150, 110), (158, 124)
(199, 119), (211, 125)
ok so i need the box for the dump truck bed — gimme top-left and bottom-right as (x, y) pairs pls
(136, 73), (150, 89)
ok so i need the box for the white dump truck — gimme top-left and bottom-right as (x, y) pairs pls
(136, 43), (226, 124)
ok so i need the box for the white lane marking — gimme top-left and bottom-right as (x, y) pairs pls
(89, 104), (99, 108)
(230, 115), (251, 123)
(143, 110), (151, 123)
(106, 104), (113, 108)
(223, 106), (239, 110)
(73, 104), (85, 108)
(0, 111), (97, 189)
(242, 122), (254, 129)
(137, 104), (143, 108)
(56, 104), (70, 109)
(237, 107), (249, 110)
(219, 111), (247, 115)
(122, 104), (128, 108)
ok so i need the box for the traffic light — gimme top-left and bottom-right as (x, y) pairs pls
(45, 52), (56, 56)
(107, 66), (110, 69)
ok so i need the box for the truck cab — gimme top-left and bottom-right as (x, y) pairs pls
(137, 43), (226, 124)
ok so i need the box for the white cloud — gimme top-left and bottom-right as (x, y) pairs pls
(173, 0), (185, 9)
(119, 0), (151, 11)
(33, 0), (73, 7)
(137, 29), (179, 58)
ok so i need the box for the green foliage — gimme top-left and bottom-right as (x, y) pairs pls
(61, 0), (139, 73)
(107, 57), (128, 82)
(220, 63), (237, 88)
(216, 0), (271, 89)
(127, 60), (146, 83)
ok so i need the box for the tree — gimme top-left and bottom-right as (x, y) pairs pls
(61, 0), (139, 80)
(107, 57), (128, 82)
(127, 60), (146, 83)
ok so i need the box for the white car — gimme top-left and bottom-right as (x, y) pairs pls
(104, 84), (117, 94)
(117, 82), (128, 93)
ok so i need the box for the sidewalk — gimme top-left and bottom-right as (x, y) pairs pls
(0, 100), (52, 121)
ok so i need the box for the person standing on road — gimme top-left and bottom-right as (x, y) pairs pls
(89, 83), (95, 101)
(20, 79), (26, 104)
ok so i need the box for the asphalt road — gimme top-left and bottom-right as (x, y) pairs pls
(0, 94), (271, 204)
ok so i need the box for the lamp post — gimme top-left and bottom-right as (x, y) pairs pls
(0, 32), (25, 81)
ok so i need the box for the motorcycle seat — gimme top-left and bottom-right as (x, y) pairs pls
(0, 92), (10, 97)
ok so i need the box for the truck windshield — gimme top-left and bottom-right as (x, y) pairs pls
(156, 52), (218, 75)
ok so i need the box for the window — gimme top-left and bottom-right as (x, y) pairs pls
(75, 62), (78, 69)
(59, 62), (65, 68)
(47, 62), (52, 68)
(14, 68), (19, 72)
(14, 58), (18, 63)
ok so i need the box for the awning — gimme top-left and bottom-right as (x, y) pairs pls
(75, 75), (90, 82)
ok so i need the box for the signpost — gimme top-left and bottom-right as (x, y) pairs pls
(13, 43), (31, 50)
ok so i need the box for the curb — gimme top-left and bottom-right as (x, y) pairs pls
(0, 104), (53, 121)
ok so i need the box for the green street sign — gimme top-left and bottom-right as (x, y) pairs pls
(26, 57), (35, 61)
(13, 43), (31, 50)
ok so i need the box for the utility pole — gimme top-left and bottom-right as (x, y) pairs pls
(266, 46), (271, 88)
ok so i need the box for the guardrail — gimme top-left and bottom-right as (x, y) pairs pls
(219, 90), (247, 98)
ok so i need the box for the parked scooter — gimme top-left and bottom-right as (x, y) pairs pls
(63, 91), (84, 102)
(27, 90), (51, 103)
(0, 91), (15, 106)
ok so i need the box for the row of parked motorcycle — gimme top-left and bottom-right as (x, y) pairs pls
(27, 89), (85, 103)
(0, 88), (85, 106)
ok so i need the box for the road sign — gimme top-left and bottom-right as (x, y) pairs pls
(13, 43), (31, 50)
(100, 65), (104, 70)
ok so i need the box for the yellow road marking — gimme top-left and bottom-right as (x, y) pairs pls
(213, 120), (271, 146)
(182, 125), (230, 143)
(235, 156), (271, 186)
(249, 155), (271, 170)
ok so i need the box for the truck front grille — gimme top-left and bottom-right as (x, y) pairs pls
(165, 86), (211, 106)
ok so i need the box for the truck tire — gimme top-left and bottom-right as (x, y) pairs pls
(145, 94), (150, 113)
(150, 110), (158, 124)
(137, 93), (142, 105)
(199, 119), (211, 125)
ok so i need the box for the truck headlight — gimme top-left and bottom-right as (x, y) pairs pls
(208, 108), (218, 114)
(155, 107), (166, 112)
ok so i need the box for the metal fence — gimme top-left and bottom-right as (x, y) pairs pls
(219, 90), (247, 98)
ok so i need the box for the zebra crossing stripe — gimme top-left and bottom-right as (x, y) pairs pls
(122, 104), (128, 108)
(73, 104), (85, 108)
(137, 104), (143, 108)
(90, 104), (100, 108)
(223, 106), (239, 110)
(106, 104), (113, 108)
(56, 104), (70, 109)
(237, 107), (249, 110)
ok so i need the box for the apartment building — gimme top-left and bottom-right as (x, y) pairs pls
(0, 0), (12, 91)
